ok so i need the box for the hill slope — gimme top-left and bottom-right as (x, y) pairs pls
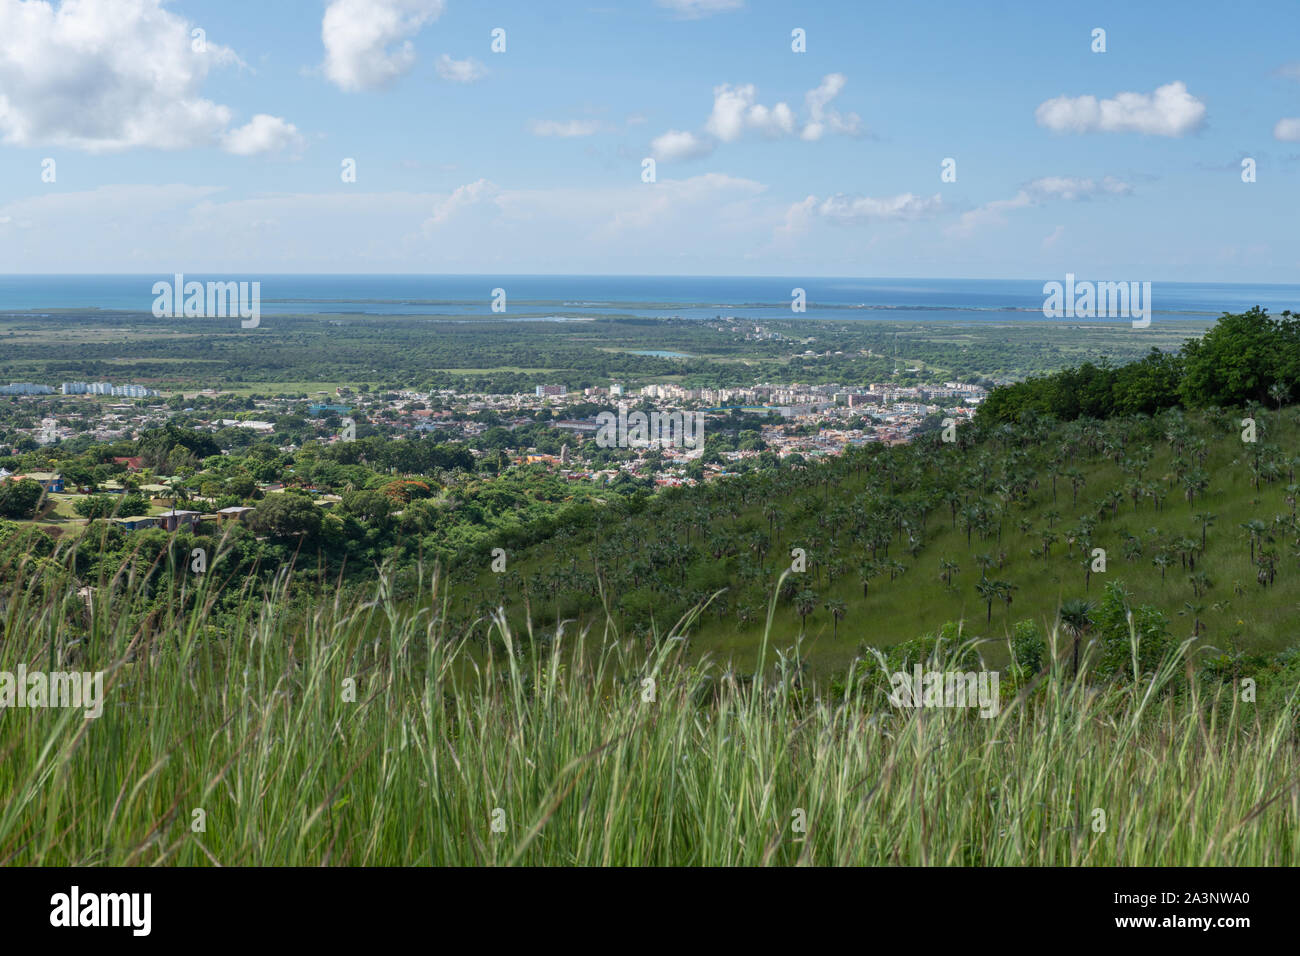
(454, 406), (1300, 676)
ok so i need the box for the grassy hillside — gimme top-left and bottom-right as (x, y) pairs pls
(1, 567), (1296, 865)
(3, 407), (1298, 865)
(453, 405), (1300, 677)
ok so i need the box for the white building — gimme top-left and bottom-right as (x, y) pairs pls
(1, 383), (54, 395)
(61, 381), (158, 398)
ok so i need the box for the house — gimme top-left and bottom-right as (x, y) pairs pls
(113, 516), (158, 531)
(157, 509), (201, 532)
(19, 472), (64, 493)
(112, 456), (143, 471)
(216, 506), (254, 523)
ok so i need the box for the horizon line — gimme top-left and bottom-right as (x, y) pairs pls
(1, 273), (1299, 287)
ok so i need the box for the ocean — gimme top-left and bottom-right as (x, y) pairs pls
(0, 275), (1295, 323)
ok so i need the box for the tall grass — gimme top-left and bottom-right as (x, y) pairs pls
(0, 549), (1296, 866)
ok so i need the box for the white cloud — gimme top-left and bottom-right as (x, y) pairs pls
(1042, 225), (1065, 248)
(802, 73), (861, 140)
(705, 84), (797, 141)
(651, 129), (714, 161)
(655, 74), (860, 161)
(1024, 176), (1131, 201)
(947, 176), (1132, 238)
(425, 178), (499, 228)
(1274, 118), (1300, 141)
(656, 0), (744, 18)
(1034, 81), (1206, 137)
(321, 0), (445, 92)
(773, 195), (817, 240)
(1275, 62), (1300, 80)
(814, 192), (945, 224)
(221, 115), (304, 156)
(0, 0), (285, 153)
(435, 54), (487, 84)
(705, 84), (756, 141)
(530, 118), (601, 138)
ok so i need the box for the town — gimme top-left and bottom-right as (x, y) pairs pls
(0, 372), (987, 528)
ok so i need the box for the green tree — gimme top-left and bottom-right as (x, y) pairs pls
(251, 492), (322, 540)
(0, 479), (43, 519)
(1058, 599), (1095, 677)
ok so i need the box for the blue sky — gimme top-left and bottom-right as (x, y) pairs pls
(0, 0), (1297, 280)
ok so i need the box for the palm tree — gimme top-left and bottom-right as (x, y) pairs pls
(824, 598), (846, 638)
(1182, 469), (1209, 510)
(976, 579), (998, 623)
(1066, 468), (1086, 507)
(857, 560), (878, 598)
(794, 589), (817, 633)
(1182, 601), (1206, 636)
(1125, 478), (1145, 512)
(827, 558), (847, 587)
(1039, 529), (1058, 560)
(943, 489), (962, 529)
(1194, 511), (1216, 553)
(1188, 571), (1212, 599)
(962, 505), (981, 548)
(763, 502), (780, 544)
(166, 473), (188, 512)
(1058, 599), (1094, 677)
(1105, 488), (1124, 517)
(1241, 519), (1268, 564)
(939, 558), (959, 588)
(1256, 549), (1278, 587)
(994, 579), (1017, 622)
(1152, 551), (1171, 581)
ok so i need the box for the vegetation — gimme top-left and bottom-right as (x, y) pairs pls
(445, 402), (1300, 680)
(0, 559), (1295, 866)
(0, 310), (1208, 395)
(979, 307), (1300, 422)
(2, 307), (1299, 866)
